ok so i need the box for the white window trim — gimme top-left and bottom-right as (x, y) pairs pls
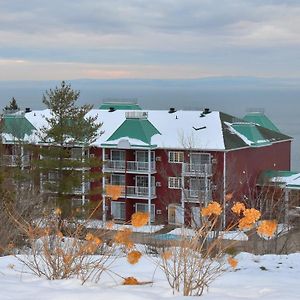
(189, 152), (211, 164)
(135, 203), (155, 222)
(111, 201), (126, 220)
(110, 149), (125, 161)
(168, 177), (182, 189)
(168, 151), (184, 163)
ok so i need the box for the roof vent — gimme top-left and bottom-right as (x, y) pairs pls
(125, 111), (148, 119)
(203, 108), (211, 114)
(168, 107), (176, 114)
(25, 107), (31, 113)
(108, 107), (116, 112)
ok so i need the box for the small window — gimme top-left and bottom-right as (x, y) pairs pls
(168, 151), (184, 163)
(168, 177), (182, 189)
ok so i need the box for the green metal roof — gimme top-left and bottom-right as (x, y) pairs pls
(103, 117), (160, 146)
(243, 112), (280, 133)
(231, 123), (272, 147)
(2, 114), (36, 140)
(258, 170), (300, 189)
(219, 112), (292, 150)
(99, 102), (142, 110)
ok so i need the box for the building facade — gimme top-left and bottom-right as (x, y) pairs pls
(1, 105), (293, 226)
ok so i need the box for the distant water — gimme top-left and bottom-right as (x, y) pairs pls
(0, 80), (299, 170)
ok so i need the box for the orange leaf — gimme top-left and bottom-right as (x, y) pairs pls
(127, 250), (142, 264)
(106, 185), (123, 200)
(131, 212), (149, 227)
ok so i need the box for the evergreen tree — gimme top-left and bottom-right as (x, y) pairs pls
(4, 97), (19, 111)
(37, 81), (103, 218)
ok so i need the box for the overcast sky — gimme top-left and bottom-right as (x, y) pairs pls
(1, 0), (300, 80)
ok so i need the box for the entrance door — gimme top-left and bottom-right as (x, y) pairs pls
(168, 204), (184, 225)
(191, 206), (201, 228)
(111, 202), (126, 220)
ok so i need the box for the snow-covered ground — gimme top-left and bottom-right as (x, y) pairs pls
(169, 228), (249, 241)
(0, 252), (299, 300)
(84, 220), (164, 233)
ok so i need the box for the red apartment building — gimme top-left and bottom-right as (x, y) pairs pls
(1, 103), (293, 226)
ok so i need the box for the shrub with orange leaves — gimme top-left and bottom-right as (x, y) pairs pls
(106, 220), (115, 229)
(106, 185), (123, 200)
(114, 228), (133, 248)
(201, 201), (222, 217)
(243, 208), (261, 223)
(257, 220), (277, 238)
(227, 256), (238, 269)
(127, 250), (142, 264)
(131, 212), (149, 227)
(123, 277), (139, 285)
(231, 202), (246, 215)
(161, 250), (172, 260)
(238, 208), (261, 230)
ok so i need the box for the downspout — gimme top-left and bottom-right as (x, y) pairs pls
(102, 148), (106, 223)
(284, 187), (289, 225)
(81, 146), (85, 205)
(148, 148), (151, 225)
(223, 151), (227, 229)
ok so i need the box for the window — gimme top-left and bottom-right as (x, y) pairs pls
(111, 150), (125, 161)
(190, 153), (211, 165)
(136, 175), (155, 187)
(111, 201), (126, 220)
(168, 151), (184, 163)
(136, 151), (155, 162)
(136, 203), (155, 222)
(111, 174), (125, 186)
(168, 177), (182, 189)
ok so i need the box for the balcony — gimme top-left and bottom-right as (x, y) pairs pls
(103, 160), (156, 174)
(105, 185), (156, 199)
(182, 189), (212, 203)
(41, 180), (90, 195)
(182, 163), (212, 177)
(1, 155), (30, 167)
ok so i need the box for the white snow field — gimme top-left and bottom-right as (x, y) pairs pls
(0, 252), (299, 300)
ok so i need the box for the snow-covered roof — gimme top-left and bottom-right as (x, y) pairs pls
(21, 109), (292, 151)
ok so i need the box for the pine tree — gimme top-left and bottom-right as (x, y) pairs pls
(37, 81), (103, 218)
(4, 97), (19, 112)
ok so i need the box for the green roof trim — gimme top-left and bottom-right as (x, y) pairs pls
(243, 112), (280, 133)
(103, 117), (161, 146)
(2, 114), (36, 140)
(99, 102), (142, 110)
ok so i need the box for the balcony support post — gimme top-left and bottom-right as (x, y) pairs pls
(102, 148), (106, 223)
(148, 148), (151, 225)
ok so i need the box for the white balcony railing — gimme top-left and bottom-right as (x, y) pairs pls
(41, 180), (90, 195)
(103, 160), (156, 173)
(183, 189), (212, 202)
(182, 163), (212, 176)
(2, 155), (30, 167)
(105, 185), (156, 199)
(125, 186), (156, 198)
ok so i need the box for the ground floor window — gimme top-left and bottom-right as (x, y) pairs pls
(135, 202), (155, 223)
(111, 201), (126, 220)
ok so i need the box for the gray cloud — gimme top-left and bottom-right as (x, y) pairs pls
(0, 0), (300, 79)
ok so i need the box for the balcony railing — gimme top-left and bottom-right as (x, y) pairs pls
(1, 155), (30, 167)
(103, 160), (156, 173)
(182, 189), (212, 202)
(105, 185), (156, 199)
(182, 163), (212, 176)
(41, 180), (90, 195)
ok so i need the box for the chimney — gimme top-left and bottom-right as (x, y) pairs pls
(168, 107), (176, 114)
(203, 108), (211, 114)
